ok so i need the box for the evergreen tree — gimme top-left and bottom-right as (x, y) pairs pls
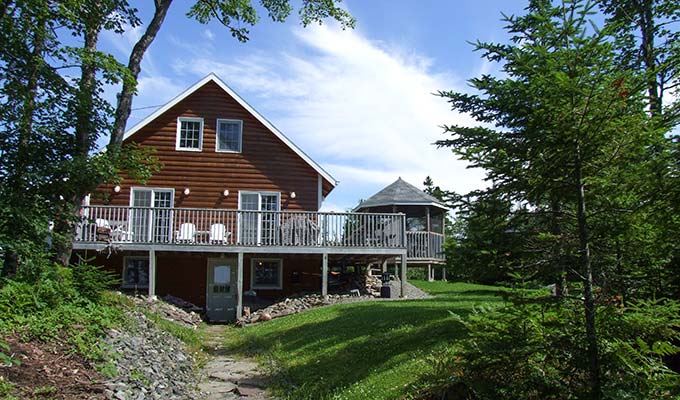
(437, 1), (657, 397)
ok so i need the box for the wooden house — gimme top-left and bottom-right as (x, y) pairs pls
(354, 178), (447, 280)
(72, 74), (408, 321)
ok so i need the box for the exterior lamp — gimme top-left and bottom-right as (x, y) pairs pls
(183, 187), (190, 196)
(290, 191), (296, 199)
(113, 185), (121, 193)
(223, 189), (229, 197)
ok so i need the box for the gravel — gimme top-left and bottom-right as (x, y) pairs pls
(102, 309), (201, 400)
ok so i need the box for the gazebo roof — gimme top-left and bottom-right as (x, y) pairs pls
(354, 178), (448, 211)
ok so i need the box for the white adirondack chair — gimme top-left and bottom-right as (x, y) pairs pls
(209, 223), (229, 243)
(175, 223), (196, 242)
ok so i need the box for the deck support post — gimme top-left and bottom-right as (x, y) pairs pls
(427, 264), (433, 282)
(442, 266), (447, 281)
(237, 252), (244, 320)
(381, 259), (388, 273)
(400, 252), (407, 298)
(148, 248), (156, 299)
(322, 253), (329, 298)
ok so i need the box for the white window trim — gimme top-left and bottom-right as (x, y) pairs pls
(129, 187), (175, 242)
(122, 256), (150, 289)
(237, 191), (281, 211)
(250, 258), (283, 290)
(129, 187), (175, 207)
(175, 117), (204, 151)
(215, 118), (243, 153)
(238, 191), (281, 245)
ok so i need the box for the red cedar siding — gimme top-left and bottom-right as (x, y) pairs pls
(82, 251), (321, 307)
(97, 81), (328, 211)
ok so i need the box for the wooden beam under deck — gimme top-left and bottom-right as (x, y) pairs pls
(73, 242), (407, 256)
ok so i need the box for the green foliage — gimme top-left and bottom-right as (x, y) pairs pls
(416, 294), (680, 400)
(187, 0), (354, 42)
(70, 259), (119, 302)
(0, 260), (125, 360)
(0, 338), (20, 368)
(0, 378), (16, 399)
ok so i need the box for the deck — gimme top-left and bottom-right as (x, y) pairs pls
(406, 231), (445, 263)
(73, 206), (408, 255)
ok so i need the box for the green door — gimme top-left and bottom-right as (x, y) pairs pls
(206, 257), (237, 322)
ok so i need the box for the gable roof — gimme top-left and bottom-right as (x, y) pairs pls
(124, 73), (337, 188)
(354, 177), (447, 211)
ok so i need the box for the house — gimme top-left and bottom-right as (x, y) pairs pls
(72, 73), (408, 322)
(354, 178), (447, 281)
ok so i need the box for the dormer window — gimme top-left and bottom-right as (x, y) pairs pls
(176, 117), (203, 151)
(216, 119), (242, 153)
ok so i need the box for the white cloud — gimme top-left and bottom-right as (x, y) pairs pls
(173, 23), (487, 208)
(202, 29), (215, 41)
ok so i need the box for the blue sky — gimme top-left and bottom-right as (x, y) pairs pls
(101, 1), (528, 211)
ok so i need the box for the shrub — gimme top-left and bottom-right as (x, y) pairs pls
(70, 259), (119, 302)
(0, 257), (125, 360)
(416, 293), (680, 400)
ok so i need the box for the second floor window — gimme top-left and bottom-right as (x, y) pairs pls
(216, 119), (242, 152)
(176, 117), (203, 151)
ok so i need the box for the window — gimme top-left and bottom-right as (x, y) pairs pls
(122, 257), (149, 289)
(251, 258), (283, 290)
(130, 188), (174, 242)
(406, 216), (426, 231)
(216, 119), (242, 152)
(239, 191), (281, 245)
(176, 117), (203, 151)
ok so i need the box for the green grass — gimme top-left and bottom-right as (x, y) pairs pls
(223, 281), (507, 400)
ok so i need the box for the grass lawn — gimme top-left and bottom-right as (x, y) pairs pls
(223, 281), (508, 400)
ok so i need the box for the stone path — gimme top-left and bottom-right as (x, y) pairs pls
(199, 325), (270, 400)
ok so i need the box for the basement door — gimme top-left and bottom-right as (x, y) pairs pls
(206, 257), (237, 322)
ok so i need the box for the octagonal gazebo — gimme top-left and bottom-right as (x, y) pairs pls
(354, 178), (447, 280)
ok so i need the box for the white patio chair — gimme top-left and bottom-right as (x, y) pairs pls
(209, 223), (230, 243)
(111, 224), (134, 242)
(175, 223), (196, 243)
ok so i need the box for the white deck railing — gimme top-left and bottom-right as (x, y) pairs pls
(75, 206), (406, 249)
(406, 231), (445, 260)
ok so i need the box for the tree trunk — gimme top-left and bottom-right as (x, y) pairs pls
(109, 0), (172, 150)
(576, 148), (601, 400)
(550, 197), (568, 298)
(2, 12), (46, 276)
(55, 0), (172, 265)
(635, 0), (661, 115)
(52, 14), (100, 266)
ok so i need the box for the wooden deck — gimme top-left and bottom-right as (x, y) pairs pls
(406, 231), (445, 263)
(73, 206), (407, 255)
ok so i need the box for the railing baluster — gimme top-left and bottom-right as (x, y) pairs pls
(75, 207), (415, 253)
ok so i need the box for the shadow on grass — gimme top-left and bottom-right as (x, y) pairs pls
(226, 291), (506, 399)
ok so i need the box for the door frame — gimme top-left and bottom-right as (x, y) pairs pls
(129, 187), (175, 242)
(237, 191), (281, 244)
(206, 256), (238, 322)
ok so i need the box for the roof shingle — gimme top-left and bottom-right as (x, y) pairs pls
(354, 178), (447, 211)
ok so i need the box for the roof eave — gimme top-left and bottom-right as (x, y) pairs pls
(123, 73), (337, 188)
(353, 201), (449, 212)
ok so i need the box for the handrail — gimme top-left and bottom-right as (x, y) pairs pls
(406, 231), (445, 260)
(75, 205), (407, 249)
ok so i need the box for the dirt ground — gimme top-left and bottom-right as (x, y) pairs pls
(0, 335), (105, 399)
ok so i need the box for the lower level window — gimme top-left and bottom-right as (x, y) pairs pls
(251, 259), (282, 290)
(123, 257), (149, 289)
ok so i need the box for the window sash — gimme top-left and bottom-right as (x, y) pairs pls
(216, 119), (242, 152)
(122, 257), (149, 288)
(176, 117), (203, 151)
(251, 259), (282, 289)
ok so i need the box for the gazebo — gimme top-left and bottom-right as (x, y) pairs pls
(354, 178), (447, 280)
